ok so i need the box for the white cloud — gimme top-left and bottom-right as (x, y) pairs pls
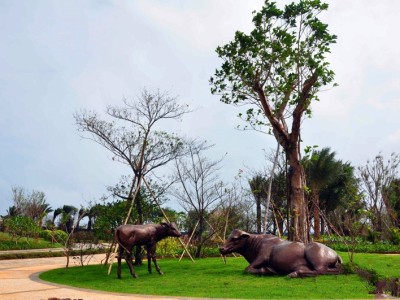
(1, 0), (400, 214)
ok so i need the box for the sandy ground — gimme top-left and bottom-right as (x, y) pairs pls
(0, 255), (186, 300)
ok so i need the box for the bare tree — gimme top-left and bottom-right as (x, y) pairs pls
(211, 179), (257, 242)
(74, 89), (190, 222)
(172, 141), (225, 257)
(358, 152), (400, 235)
(9, 187), (52, 227)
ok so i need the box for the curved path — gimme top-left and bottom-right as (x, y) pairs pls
(0, 255), (181, 300)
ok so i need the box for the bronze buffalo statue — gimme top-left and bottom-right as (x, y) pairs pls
(220, 229), (342, 278)
(115, 222), (181, 278)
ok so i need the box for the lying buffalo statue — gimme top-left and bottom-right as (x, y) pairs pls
(220, 229), (342, 278)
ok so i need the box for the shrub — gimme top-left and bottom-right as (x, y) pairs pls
(321, 234), (400, 253)
(39, 229), (68, 244)
(156, 238), (182, 258)
(388, 228), (400, 245)
(4, 216), (39, 242)
(72, 231), (98, 244)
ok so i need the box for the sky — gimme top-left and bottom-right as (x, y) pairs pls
(1, 0), (399, 216)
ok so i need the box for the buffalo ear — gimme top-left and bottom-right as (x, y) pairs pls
(161, 221), (169, 227)
(240, 233), (250, 240)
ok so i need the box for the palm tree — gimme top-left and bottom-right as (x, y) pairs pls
(53, 205), (78, 232)
(320, 163), (362, 235)
(37, 203), (53, 227)
(52, 208), (63, 226)
(304, 148), (342, 238)
(249, 175), (268, 234)
(6, 206), (18, 217)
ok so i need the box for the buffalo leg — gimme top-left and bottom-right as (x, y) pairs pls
(117, 246), (123, 279)
(244, 256), (277, 276)
(245, 265), (277, 275)
(147, 246), (152, 274)
(125, 250), (137, 278)
(314, 266), (342, 275)
(148, 244), (163, 275)
(288, 266), (318, 278)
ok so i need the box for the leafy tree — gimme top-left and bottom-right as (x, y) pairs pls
(210, 0), (336, 242)
(320, 162), (361, 235)
(384, 179), (400, 228)
(92, 200), (127, 241)
(5, 216), (39, 243)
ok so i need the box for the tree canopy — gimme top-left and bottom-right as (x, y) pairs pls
(210, 0), (337, 242)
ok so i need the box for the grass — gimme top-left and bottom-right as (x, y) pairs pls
(348, 252), (400, 278)
(40, 256), (375, 299)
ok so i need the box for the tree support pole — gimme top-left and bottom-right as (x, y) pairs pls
(204, 219), (236, 259)
(142, 176), (195, 263)
(179, 218), (199, 261)
(107, 175), (143, 275)
(263, 142), (280, 233)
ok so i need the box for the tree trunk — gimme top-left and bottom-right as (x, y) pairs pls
(256, 197), (262, 234)
(134, 195), (144, 265)
(320, 215), (325, 236)
(195, 217), (205, 258)
(312, 188), (321, 239)
(87, 218), (92, 231)
(286, 149), (309, 243)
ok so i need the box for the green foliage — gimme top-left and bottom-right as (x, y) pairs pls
(0, 232), (62, 250)
(40, 257), (372, 299)
(92, 200), (127, 241)
(211, 0), (337, 131)
(303, 147), (343, 189)
(321, 235), (400, 254)
(39, 229), (68, 244)
(156, 238), (182, 258)
(4, 216), (39, 242)
(388, 228), (400, 245)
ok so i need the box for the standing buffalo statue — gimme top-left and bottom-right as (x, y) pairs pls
(115, 222), (181, 279)
(220, 229), (342, 278)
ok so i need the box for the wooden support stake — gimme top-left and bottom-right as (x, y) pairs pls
(179, 218), (199, 261)
(142, 177), (195, 263)
(107, 175), (143, 275)
(205, 219), (237, 259)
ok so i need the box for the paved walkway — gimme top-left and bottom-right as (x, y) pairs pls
(0, 255), (184, 300)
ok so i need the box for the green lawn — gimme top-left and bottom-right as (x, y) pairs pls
(40, 256), (375, 299)
(348, 252), (400, 278)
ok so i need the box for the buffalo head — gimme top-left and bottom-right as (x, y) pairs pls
(161, 222), (182, 237)
(220, 229), (250, 255)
